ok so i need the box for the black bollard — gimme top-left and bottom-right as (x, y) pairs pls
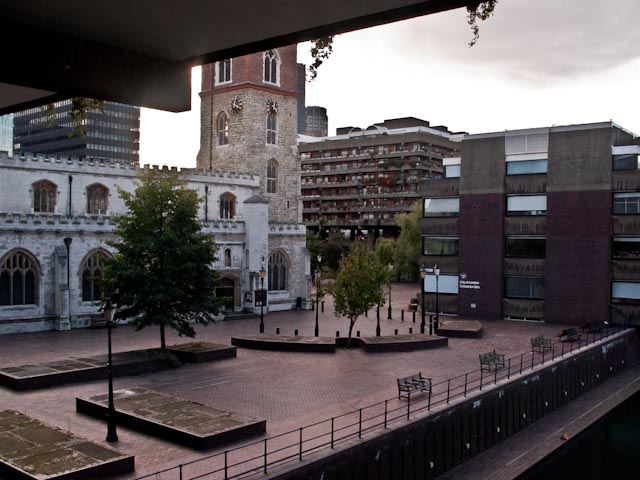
(412, 311), (416, 323)
(365, 309), (368, 317)
(294, 329), (298, 336)
(401, 310), (404, 321)
(321, 301), (324, 313)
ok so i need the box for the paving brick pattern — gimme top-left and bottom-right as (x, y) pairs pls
(0, 284), (600, 479)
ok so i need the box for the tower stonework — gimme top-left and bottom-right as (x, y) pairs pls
(197, 45), (302, 223)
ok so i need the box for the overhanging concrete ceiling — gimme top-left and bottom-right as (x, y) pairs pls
(1, 0), (473, 114)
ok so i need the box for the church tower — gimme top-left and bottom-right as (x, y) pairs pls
(197, 45), (301, 224)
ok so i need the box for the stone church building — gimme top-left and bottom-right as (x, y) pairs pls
(0, 46), (310, 334)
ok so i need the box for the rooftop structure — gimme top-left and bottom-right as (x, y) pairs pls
(419, 121), (640, 325)
(13, 100), (140, 163)
(299, 117), (463, 242)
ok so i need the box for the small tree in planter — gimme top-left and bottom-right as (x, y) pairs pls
(330, 246), (385, 348)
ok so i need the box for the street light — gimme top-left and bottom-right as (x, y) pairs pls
(63, 237), (72, 322)
(420, 265), (426, 334)
(103, 298), (118, 442)
(259, 265), (266, 333)
(387, 262), (393, 320)
(434, 265), (441, 334)
(314, 255), (322, 337)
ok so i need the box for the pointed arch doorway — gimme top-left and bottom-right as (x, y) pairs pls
(216, 276), (239, 311)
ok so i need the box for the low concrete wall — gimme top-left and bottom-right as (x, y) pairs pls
(269, 330), (637, 479)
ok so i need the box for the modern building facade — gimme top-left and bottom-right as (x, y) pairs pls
(302, 106), (328, 137)
(299, 117), (462, 242)
(13, 100), (140, 163)
(420, 121), (640, 326)
(0, 46), (311, 335)
(0, 114), (12, 155)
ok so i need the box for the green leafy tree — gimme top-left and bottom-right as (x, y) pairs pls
(467, 1), (499, 47)
(45, 97), (105, 137)
(394, 201), (422, 281)
(322, 229), (349, 272)
(306, 229), (325, 273)
(308, 36), (334, 81)
(374, 238), (396, 310)
(374, 238), (396, 270)
(102, 171), (221, 349)
(331, 246), (386, 347)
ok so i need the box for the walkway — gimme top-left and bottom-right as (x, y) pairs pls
(0, 283), (611, 478)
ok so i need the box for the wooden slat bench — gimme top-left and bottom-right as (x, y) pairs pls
(479, 350), (505, 371)
(530, 335), (552, 353)
(397, 372), (432, 400)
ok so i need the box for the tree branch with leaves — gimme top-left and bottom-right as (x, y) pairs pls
(467, 0), (498, 47)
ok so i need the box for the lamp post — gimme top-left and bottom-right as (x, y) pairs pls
(314, 254), (322, 337)
(387, 263), (393, 320)
(63, 237), (72, 321)
(420, 265), (426, 334)
(259, 265), (266, 333)
(104, 298), (118, 442)
(434, 265), (440, 334)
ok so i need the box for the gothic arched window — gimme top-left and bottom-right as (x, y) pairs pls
(219, 192), (236, 219)
(263, 50), (279, 84)
(268, 251), (288, 291)
(82, 251), (110, 302)
(216, 59), (232, 84)
(32, 180), (57, 213)
(266, 112), (277, 145)
(0, 250), (38, 306)
(217, 111), (229, 145)
(267, 159), (277, 193)
(87, 184), (109, 215)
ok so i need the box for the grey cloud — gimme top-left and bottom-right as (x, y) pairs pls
(390, 0), (640, 84)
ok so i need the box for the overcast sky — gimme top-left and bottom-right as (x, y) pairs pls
(139, 0), (640, 169)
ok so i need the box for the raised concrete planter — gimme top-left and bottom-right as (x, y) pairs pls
(231, 334), (336, 353)
(436, 319), (483, 339)
(0, 410), (134, 480)
(76, 387), (266, 450)
(167, 342), (236, 363)
(0, 343), (235, 391)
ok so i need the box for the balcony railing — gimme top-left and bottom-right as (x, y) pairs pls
(135, 327), (628, 480)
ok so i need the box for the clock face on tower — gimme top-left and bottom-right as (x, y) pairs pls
(230, 95), (243, 113)
(266, 98), (278, 114)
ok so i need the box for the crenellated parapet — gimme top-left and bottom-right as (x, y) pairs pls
(200, 219), (246, 235)
(0, 152), (259, 187)
(268, 222), (307, 236)
(0, 212), (250, 237)
(0, 212), (116, 233)
(0, 151), (137, 173)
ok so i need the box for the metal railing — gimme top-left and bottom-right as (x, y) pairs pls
(136, 325), (624, 480)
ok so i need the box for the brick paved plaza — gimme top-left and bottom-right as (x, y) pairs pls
(0, 283), (635, 479)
